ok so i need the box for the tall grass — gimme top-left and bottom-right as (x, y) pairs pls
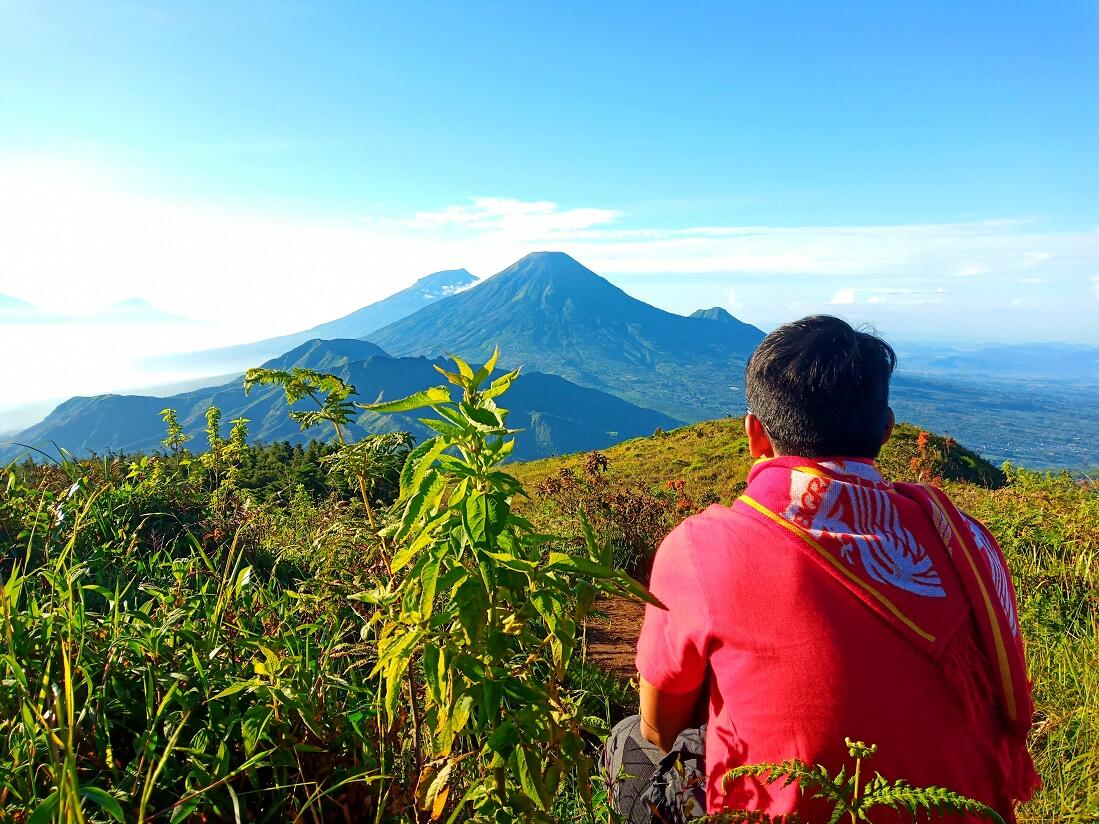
(1, 458), (392, 820)
(2, 410), (1095, 821)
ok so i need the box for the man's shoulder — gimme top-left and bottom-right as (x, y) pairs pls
(660, 502), (773, 560)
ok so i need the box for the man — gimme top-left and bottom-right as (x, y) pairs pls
(603, 316), (1038, 822)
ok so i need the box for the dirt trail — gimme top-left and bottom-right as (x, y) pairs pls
(583, 596), (644, 680)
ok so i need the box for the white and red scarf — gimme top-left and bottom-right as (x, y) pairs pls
(736, 456), (1038, 800)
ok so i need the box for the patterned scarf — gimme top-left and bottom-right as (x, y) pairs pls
(736, 456), (1038, 799)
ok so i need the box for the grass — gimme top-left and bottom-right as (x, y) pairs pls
(1, 415), (1094, 821)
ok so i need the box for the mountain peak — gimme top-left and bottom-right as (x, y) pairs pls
(264, 338), (390, 370)
(691, 307), (736, 322)
(489, 251), (622, 301)
(508, 250), (592, 274)
(410, 268), (477, 291)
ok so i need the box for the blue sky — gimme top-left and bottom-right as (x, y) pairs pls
(0, 1), (1097, 422)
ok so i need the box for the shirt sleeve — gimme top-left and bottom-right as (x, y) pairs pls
(635, 519), (711, 694)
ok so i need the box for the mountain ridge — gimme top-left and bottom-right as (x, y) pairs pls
(367, 251), (766, 421)
(3, 338), (680, 463)
(144, 268), (477, 376)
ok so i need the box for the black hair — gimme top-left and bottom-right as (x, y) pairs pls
(744, 315), (897, 458)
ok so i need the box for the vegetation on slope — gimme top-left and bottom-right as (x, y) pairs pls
(1, 359), (1093, 821)
(511, 420), (1004, 511)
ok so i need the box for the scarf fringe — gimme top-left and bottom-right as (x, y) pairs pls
(940, 627), (1041, 805)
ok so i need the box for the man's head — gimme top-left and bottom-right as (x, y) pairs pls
(744, 315), (896, 459)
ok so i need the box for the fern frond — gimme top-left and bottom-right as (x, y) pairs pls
(857, 774), (1006, 824)
(722, 759), (851, 808)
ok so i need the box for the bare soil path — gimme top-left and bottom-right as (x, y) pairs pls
(583, 596), (644, 680)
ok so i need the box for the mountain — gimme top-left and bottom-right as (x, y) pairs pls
(3, 339), (680, 463)
(146, 268), (478, 375)
(368, 252), (766, 421)
(690, 306), (742, 323)
(101, 298), (186, 324)
(895, 341), (1099, 385)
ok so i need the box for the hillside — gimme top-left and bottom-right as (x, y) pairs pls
(509, 418), (1005, 504)
(367, 251), (766, 421)
(4, 339), (681, 463)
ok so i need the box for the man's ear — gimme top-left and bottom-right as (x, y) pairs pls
(745, 413), (776, 459)
(882, 407), (896, 446)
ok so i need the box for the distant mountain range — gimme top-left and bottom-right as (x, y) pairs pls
(6, 251), (1099, 470)
(368, 252), (766, 421)
(896, 341), (1099, 384)
(0, 295), (185, 325)
(2, 338), (680, 463)
(145, 269), (478, 375)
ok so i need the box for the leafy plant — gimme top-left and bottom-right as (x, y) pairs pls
(717, 738), (1006, 824)
(244, 366), (381, 526)
(363, 348), (660, 822)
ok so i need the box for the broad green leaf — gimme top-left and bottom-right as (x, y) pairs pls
(482, 368), (521, 400)
(483, 551), (538, 573)
(463, 492), (488, 545)
(419, 554), (441, 619)
(400, 436), (440, 499)
(455, 578), (487, 644)
(27, 791), (60, 824)
(397, 470), (448, 541)
(485, 719), (519, 754)
(384, 661), (403, 723)
(211, 680), (253, 700)
(423, 644), (443, 706)
(482, 678), (502, 724)
(391, 511), (450, 572)
(461, 402), (504, 431)
(419, 418), (467, 440)
(349, 585), (396, 605)
(433, 365), (465, 387)
(546, 552), (615, 579)
(452, 356), (474, 380)
(359, 385), (451, 413)
(79, 786), (124, 822)
(242, 705), (272, 757)
(516, 745), (551, 811)
(471, 345), (500, 386)
(437, 694), (474, 756)
(579, 509), (609, 566)
(614, 571), (668, 609)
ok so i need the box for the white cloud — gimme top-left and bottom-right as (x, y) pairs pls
(956, 265), (987, 277)
(4, 158), (1096, 326)
(1092, 276), (1099, 301)
(829, 288), (857, 305)
(726, 288), (743, 312)
(404, 197), (621, 238)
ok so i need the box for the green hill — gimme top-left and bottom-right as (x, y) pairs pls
(4, 339), (681, 463)
(509, 419), (1005, 504)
